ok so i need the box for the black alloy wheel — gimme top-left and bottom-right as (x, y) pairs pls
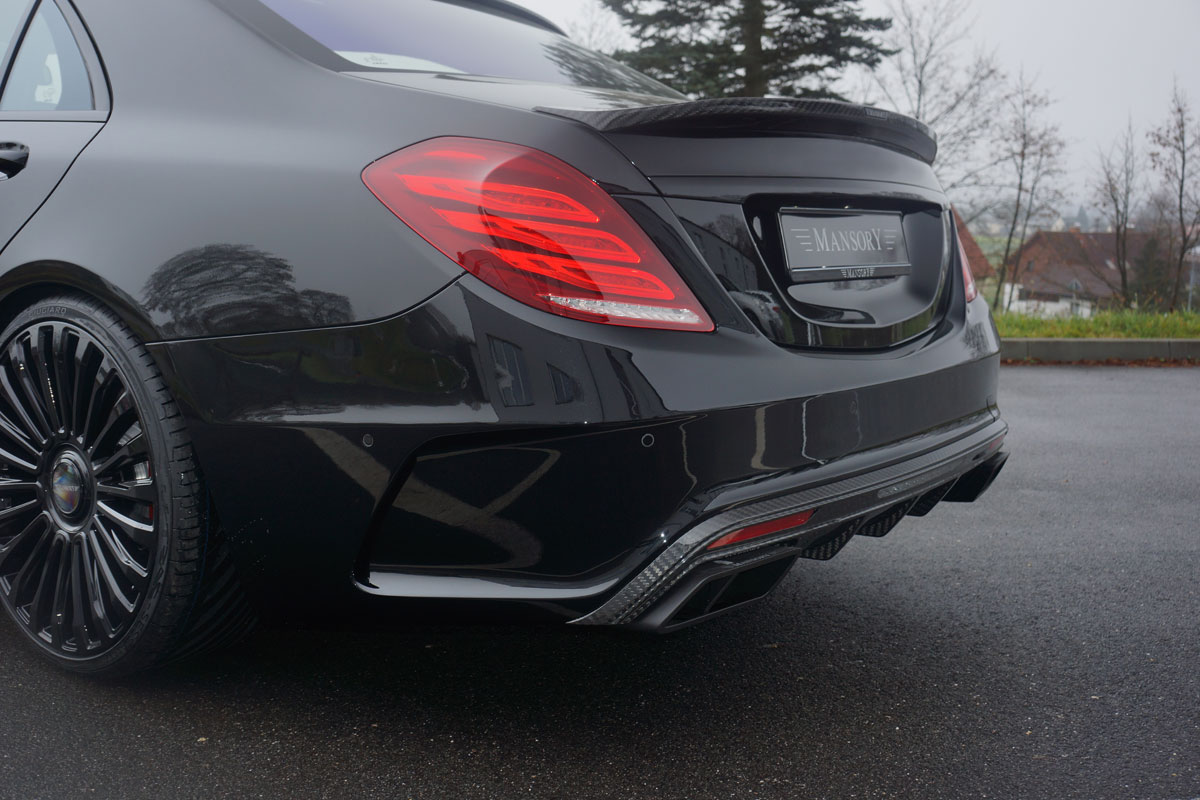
(0, 294), (252, 675)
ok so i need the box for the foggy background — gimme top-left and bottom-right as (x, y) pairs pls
(514, 0), (1200, 208)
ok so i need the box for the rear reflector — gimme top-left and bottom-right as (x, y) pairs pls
(362, 137), (713, 332)
(955, 230), (978, 303)
(706, 508), (816, 550)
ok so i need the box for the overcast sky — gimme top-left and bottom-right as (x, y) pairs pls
(513, 0), (1200, 209)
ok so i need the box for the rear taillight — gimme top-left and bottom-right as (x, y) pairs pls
(706, 508), (815, 550)
(362, 137), (713, 332)
(956, 232), (978, 303)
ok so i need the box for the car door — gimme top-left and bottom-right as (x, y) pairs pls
(0, 0), (107, 254)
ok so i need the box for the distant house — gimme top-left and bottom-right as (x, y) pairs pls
(953, 209), (994, 279)
(1000, 229), (1156, 318)
(1049, 205), (1097, 233)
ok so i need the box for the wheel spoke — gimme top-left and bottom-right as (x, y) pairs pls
(0, 409), (40, 460)
(79, 533), (118, 639)
(0, 498), (41, 524)
(96, 480), (156, 504)
(86, 526), (136, 614)
(70, 541), (95, 649)
(0, 445), (37, 474)
(81, 366), (119, 450)
(70, 339), (103, 436)
(0, 512), (49, 571)
(0, 450), (37, 474)
(89, 401), (134, 457)
(92, 433), (149, 477)
(51, 327), (77, 437)
(96, 500), (154, 543)
(32, 535), (67, 642)
(0, 362), (46, 447)
(92, 514), (149, 582)
(28, 326), (62, 434)
(4, 522), (48, 598)
(9, 338), (53, 440)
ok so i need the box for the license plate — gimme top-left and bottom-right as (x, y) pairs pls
(779, 209), (911, 283)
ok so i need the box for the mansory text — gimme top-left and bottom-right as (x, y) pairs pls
(0, 0), (1008, 675)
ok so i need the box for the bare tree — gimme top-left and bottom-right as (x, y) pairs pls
(1089, 119), (1141, 308)
(1147, 81), (1200, 312)
(862, 0), (1008, 209)
(566, 0), (628, 55)
(990, 73), (1065, 311)
(1129, 188), (1179, 309)
(1003, 173), (1065, 311)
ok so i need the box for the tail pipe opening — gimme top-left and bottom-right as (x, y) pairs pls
(627, 548), (801, 632)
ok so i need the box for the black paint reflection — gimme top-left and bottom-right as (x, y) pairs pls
(488, 336), (534, 408)
(683, 218), (792, 339)
(963, 320), (990, 360)
(540, 39), (676, 99)
(370, 289), (681, 575)
(143, 244), (353, 338)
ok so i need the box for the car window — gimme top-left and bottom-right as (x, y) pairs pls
(257, 0), (680, 97)
(0, 0), (93, 112)
(1, 0), (28, 57)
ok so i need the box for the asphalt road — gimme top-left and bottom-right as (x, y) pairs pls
(2, 366), (1198, 800)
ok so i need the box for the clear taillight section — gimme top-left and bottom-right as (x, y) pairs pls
(362, 137), (713, 332)
(956, 231), (978, 303)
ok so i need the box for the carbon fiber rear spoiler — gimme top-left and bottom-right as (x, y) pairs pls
(536, 97), (938, 165)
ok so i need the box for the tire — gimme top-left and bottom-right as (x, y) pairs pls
(0, 293), (255, 676)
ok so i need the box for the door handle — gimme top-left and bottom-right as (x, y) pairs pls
(0, 143), (29, 179)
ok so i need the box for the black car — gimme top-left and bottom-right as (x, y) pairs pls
(0, 0), (1007, 675)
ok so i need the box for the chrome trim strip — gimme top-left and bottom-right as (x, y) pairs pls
(360, 571), (621, 601)
(572, 421), (1007, 626)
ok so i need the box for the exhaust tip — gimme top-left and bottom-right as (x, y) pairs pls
(629, 552), (799, 632)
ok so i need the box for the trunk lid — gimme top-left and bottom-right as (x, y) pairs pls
(350, 73), (953, 350)
(540, 98), (953, 351)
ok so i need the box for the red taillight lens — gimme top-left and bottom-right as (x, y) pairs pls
(362, 138), (714, 332)
(956, 233), (978, 303)
(706, 508), (816, 550)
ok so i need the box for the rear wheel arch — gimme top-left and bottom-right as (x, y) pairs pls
(0, 264), (163, 346)
(0, 286), (255, 674)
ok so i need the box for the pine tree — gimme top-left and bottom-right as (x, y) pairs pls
(601, 0), (891, 98)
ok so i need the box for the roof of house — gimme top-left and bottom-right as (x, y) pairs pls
(953, 209), (995, 279)
(1006, 229), (1156, 299)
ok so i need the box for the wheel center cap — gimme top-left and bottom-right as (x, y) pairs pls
(51, 457), (86, 517)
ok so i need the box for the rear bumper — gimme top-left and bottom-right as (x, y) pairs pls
(148, 275), (1003, 619)
(577, 423), (1007, 629)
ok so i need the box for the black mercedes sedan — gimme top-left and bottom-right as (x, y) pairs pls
(0, 0), (1007, 675)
